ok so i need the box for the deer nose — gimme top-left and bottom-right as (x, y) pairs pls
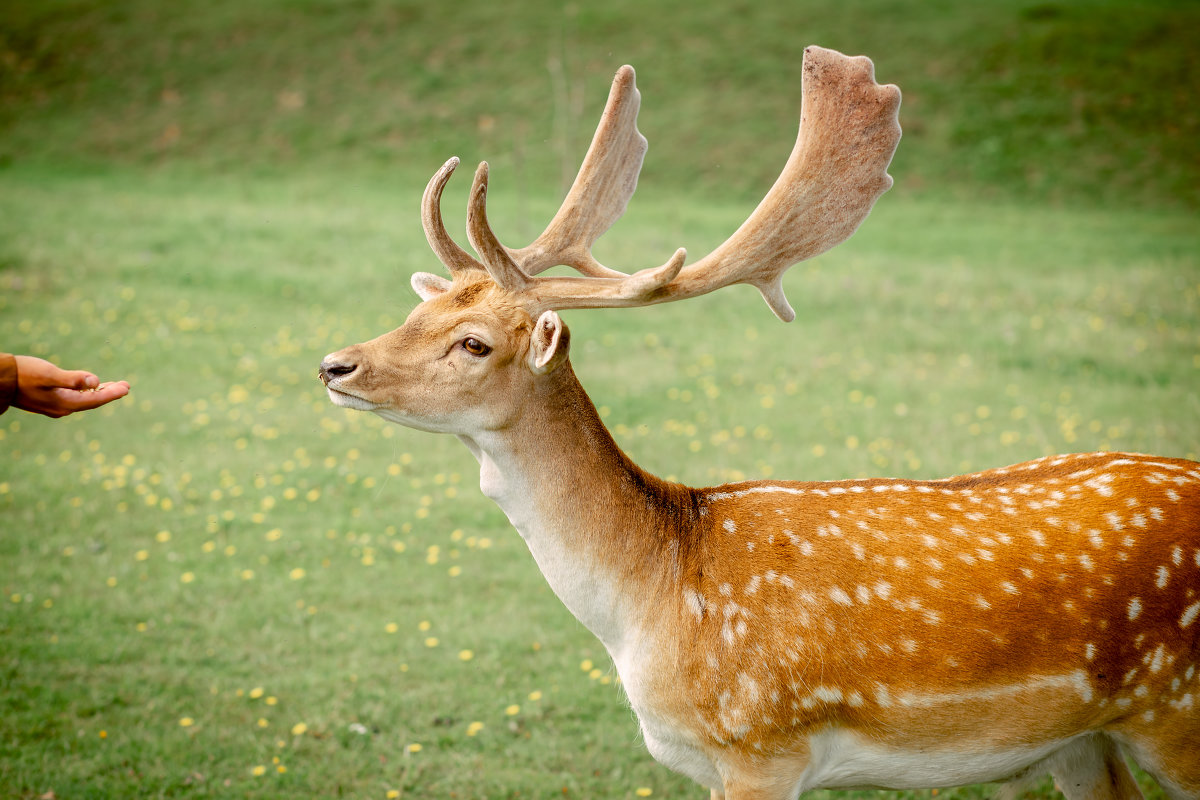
(319, 358), (357, 385)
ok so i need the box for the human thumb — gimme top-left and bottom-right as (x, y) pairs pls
(54, 368), (100, 391)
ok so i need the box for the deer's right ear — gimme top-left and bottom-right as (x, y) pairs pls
(411, 272), (453, 301)
(529, 311), (569, 374)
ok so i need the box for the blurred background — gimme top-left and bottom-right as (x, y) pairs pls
(3, 0), (1197, 207)
(1, 1), (1197, 798)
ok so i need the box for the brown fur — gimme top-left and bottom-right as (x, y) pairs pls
(320, 269), (1200, 799)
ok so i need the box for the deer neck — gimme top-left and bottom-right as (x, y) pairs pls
(457, 361), (696, 655)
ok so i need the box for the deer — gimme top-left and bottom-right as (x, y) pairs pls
(318, 46), (1200, 800)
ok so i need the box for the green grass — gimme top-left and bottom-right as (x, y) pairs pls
(1, 163), (1195, 798)
(1, 0), (1197, 209)
(1, 0), (1198, 797)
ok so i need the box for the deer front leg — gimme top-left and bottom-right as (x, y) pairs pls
(1047, 735), (1144, 800)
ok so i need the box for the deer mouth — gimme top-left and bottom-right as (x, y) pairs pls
(322, 382), (380, 412)
(324, 387), (378, 412)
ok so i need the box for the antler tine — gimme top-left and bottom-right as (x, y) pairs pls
(465, 161), (532, 290)
(676, 46), (902, 321)
(510, 46), (901, 321)
(452, 64), (685, 288)
(422, 157), (485, 276)
(466, 156), (689, 297)
(507, 65), (654, 279)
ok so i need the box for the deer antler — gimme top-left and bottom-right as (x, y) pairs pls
(422, 46), (901, 322)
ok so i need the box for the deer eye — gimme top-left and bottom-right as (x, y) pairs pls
(461, 337), (492, 357)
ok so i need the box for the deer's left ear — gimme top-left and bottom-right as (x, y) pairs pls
(529, 311), (569, 374)
(411, 272), (453, 301)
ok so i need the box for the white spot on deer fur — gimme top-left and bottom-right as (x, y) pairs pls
(1156, 566), (1170, 589)
(1128, 597), (1143, 621)
(1195, 549), (1200, 568)
(1085, 643), (1096, 661)
(744, 575), (761, 595)
(737, 672), (761, 703)
(830, 587), (853, 607)
(1131, 513), (1148, 529)
(723, 519), (737, 534)
(1105, 511), (1124, 531)
(892, 671), (1096, 710)
(684, 589), (706, 620)
(1135, 684), (1149, 698)
(719, 583), (732, 597)
(801, 687), (839, 708)
(1079, 554), (1095, 571)
(1171, 694), (1195, 711)
(721, 622), (735, 646)
(707, 485), (807, 501)
(1001, 581), (1019, 595)
(1123, 668), (1139, 685)
(1148, 644), (1167, 674)
(1149, 507), (1163, 521)
(1088, 530), (1105, 548)
(1085, 475), (1115, 497)
(975, 596), (992, 610)
(1028, 530), (1046, 547)
(1181, 601), (1200, 629)
(1172, 546), (1184, 566)
(800, 540), (814, 556)
(1166, 489), (1180, 502)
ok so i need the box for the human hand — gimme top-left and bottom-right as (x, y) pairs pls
(13, 355), (131, 418)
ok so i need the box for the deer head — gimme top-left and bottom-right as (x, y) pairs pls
(319, 46), (901, 436)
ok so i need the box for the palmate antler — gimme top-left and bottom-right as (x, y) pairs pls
(421, 45), (901, 322)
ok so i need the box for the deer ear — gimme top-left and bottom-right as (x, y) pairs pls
(411, 272), (453, 301)
(529, 311), (569, 374)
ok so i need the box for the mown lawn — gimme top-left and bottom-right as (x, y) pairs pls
(1, 161), (1195, 798)
(1, 0), (1197, 797)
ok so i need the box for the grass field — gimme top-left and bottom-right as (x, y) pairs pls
(1, 0), (1198, 798)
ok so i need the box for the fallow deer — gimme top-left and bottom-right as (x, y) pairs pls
(319, 46), (1200, 799)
